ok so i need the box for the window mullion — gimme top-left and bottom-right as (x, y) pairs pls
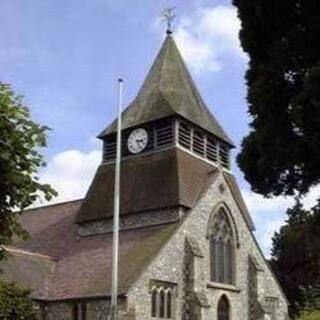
(164, 290), (168, 319)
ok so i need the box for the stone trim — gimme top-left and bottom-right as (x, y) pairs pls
(186, 236), (204, 258)
(78, 209), (180, 236)
(249, 254), (264, 272)
(207, 281), (241, 293)
(194, 291), (210, 308)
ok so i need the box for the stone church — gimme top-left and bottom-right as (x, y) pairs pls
(1, 32), (289, 320)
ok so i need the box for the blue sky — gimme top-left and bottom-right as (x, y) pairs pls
(1, 0), (318, 255)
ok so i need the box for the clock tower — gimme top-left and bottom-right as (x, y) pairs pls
(75, 33), (235, 231)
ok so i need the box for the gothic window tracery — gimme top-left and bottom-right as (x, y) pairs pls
(210, 208), (235, 284)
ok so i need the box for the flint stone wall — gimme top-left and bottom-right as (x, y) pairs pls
(126, 171), (289, 320)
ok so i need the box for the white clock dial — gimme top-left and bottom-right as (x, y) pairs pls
(127, 128), (148, 154)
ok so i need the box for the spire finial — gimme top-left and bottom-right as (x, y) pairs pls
(161, 7), (176, 35)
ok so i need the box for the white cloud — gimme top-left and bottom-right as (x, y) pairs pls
(242, 191), (293, 219)
(243, 185), (320, 219)
(174, 5), (247, 73)
(261, 219), (285, 257)
(37, 149), (101, 205)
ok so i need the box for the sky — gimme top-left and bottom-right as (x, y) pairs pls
(1, 0), (318, 256)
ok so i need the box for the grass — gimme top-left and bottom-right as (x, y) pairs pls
(299, 310), (320, 320)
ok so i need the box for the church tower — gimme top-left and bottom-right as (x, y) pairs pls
(75, 33), (238, 229)
(0, 26), (289, 320)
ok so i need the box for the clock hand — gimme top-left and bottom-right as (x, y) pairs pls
(136, 139), (144, 147)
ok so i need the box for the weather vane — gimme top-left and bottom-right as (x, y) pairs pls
(161, 7), (176, 34)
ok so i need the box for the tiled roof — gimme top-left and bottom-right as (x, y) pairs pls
(0, 162), (255, 301)
(76, 148), (218, 223)
(223, 172), (256, 231)
(0, 200), (177, 301)
(98, 35), (233, 146)
(1, 247), (56, 300)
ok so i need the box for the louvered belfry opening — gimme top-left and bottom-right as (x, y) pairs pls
(99, 33), (234, 172)
(177, 119), (230, 170)
(102, 118), (174, 161)
(102, 117), (231, 170)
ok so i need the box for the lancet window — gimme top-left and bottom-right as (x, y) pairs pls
(210, 208), (235, 284)
(151, 282), (176, 319)
(217, 295), (230, 320)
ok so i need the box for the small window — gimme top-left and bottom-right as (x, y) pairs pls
(218, 295), (230, 320)
(150, 282), (176, 319)
(152, 289), (157, 317)
(72, 304), (79, 320)
(159, 290), (165, 318)
(166, 291), (172, 318)
(72, 303), (87, 320)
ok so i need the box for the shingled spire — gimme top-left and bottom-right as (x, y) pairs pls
(98, 34), (233, 146)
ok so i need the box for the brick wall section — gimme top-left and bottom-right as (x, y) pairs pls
(126, 171), (289, 320)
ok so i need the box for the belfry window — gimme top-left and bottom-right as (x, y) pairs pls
(150, 282), (176, 319)
(210, 208), (235, 284)
(218, 295), (230, 320)
(177, 120), (230, 170)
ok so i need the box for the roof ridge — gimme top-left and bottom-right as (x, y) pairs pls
(4, 246), (58, 262)
(23, 198), (84, 213)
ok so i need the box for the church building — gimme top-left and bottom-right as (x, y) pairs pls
(1, 31), (289, 320)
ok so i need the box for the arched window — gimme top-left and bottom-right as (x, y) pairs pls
(166, 290), (172, 318)
(150, 283), (176, 319)
(218, 295), (230, 320)
(210, 208), (235, 284)
(72, 304), (79, 320)
(159, 289), (165, 318)
(151, 288), (157, 317)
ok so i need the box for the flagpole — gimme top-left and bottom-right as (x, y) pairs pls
(109, 78), (123, 320)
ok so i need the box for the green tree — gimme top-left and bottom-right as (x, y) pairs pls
(270, 200), (320, 315)
(233, 1), (320, 197)
(0, 82), (57, 260)
(301, 283), (320, 311)
(0, 280), (37, 319)
(299, 283), (320, 320)
(232, 1), (320, 316)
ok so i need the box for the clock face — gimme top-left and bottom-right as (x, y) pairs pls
(127, 128), (148, 154)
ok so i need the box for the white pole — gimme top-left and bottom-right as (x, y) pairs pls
(109, 78), (123, 320)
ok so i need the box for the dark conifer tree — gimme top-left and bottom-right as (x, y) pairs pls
(233, 1), (320, 316)
(233, 0), (320, 197)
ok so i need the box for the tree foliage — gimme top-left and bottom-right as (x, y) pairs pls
(233, 1), (320, 197)
(0, 82), (57, 260)
(0, 280), (37, 319)
(270, 200), (320, 316)
(301, 283), (320, 312)
(299, 310), (320, 320)
(233, 2), (320, 316)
